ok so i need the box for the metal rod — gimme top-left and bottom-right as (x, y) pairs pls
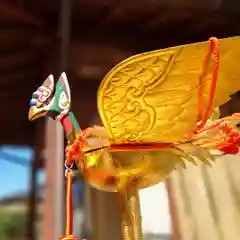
(119, 190), (133, 240)
(129, 191), (142, 240)
(119, 186), (143, 240)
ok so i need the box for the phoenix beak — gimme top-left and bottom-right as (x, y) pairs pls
(28, 106), (47, 121)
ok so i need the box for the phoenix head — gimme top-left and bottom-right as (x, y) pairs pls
(28, 72), (71, 121)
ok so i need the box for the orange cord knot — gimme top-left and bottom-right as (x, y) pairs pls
(65, 137), (86, 166)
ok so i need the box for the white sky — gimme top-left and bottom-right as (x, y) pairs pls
(139, 182), (171, 235)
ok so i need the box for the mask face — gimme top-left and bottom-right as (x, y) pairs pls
(28, 73), (71, 121)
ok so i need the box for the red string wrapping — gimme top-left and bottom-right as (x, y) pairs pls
(110, 142), (172, 151)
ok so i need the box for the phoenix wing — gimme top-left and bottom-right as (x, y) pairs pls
(98, 37), (240, 144)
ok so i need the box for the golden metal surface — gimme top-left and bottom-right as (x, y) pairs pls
(82, 148), (176, 192)
(80, 143), (215, 192)
(85, 36), (240, 240)
(98, 37), (240, 144)
(119, 189), (134, 240)
(119, 187), (142, 240)
(128, 189), (142, 240)
(80, 37), (240, 240)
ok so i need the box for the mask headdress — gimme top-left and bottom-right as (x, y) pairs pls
(33, 74), (54, 106)
(29, 75), (55, 120)
(53, 72), (71, 120)
(28, 72), (71, 121)
(28, 72), (78, 240)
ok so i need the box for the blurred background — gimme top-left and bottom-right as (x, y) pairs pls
(1, 0), (240, 240)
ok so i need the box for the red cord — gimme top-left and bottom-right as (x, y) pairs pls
(110, 142), (172, 151)
(197, 37), (220, 130)
(197, 39), (213, 121)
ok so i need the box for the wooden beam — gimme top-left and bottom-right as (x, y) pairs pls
(142, 8), (188, 32)
(0, 51), (37, 72)
(25, 0), (58, 14)
(0, 29), (50, 50)
(98, 1), (127, 29)
(0, 121), (34, 146)
(99, 0), (158, 29)
(71, 25), (143, 50)
(72, 0), (115, 22)
(72, 98), (98, 129)
(75, 0), (115, 8)
(223, 0), (240, 9)
(0, 69), (39, 87)
(69, 9), (240, 51)
(44, 40), (134, 80)
(142, 8), (230, 33)
(68, 25), (188, 52)
(43, 119), (64, 240)
(0, 2), (45, 28)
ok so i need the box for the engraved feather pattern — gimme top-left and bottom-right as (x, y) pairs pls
(98, 37), (240, 143)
